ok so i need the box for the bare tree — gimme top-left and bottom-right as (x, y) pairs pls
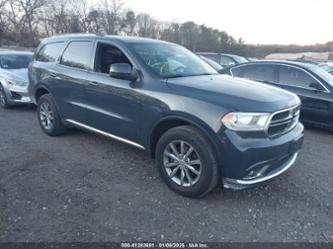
(124, 10), (136, 35)
(136, 14), (160, 38)
(99, 0), (123, 35)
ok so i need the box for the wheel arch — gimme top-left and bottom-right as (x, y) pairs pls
(34, 85), (51, 103)
(148, 114), (224, 168)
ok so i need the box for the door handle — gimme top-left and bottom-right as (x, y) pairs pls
(88, 81), (99, 87)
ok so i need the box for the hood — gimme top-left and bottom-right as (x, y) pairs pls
(166, 74), (300, 112)
(0, 68), (29, 83)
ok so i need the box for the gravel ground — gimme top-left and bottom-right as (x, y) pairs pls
(0, 105), (332, 242)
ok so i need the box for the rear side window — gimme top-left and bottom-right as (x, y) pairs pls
(60, 41), (93, 70)
(242, 64), (276, 83)
(230, 66), (244, 77)
(35, 42), (64, 62)
(278, 66), (316, 88)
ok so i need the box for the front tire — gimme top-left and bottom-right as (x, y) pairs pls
(156, 125), (220, 197)
(0, 84), (9, 109)
(37, 94), (66, 136)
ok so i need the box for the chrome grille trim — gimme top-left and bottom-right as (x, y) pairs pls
(266, 105), (300, 137)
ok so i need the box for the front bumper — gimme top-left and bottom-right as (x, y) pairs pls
(217, 122), (304, 190)
(3, 85), (32, 104)
(223, 153), (298, 190)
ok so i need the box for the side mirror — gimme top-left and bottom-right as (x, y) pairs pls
(109, 63), (138, 81)
(309, 82), (325, 92)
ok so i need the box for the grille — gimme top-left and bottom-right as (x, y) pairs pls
(268, 106), (300, 136)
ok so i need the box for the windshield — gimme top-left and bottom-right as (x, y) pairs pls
(311, 66), (333, 87)
(233, 55), (248, 64)
(200, 56), (223, 71)
(130, 42), (218, 78)
(0, 54), (32, 69)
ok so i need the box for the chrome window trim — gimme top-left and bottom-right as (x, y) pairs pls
(66, 119), (145, 150)
(230, 62), (330, 93)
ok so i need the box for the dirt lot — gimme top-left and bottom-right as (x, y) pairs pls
(0, 105), (332, 242)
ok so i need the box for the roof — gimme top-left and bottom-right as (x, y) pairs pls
(266, 52), (333, 61)
(198, 52), (241, 57)
(0, 50), (33, 55)
(42, 33), (171, 45)
(233, 60), (317, 70)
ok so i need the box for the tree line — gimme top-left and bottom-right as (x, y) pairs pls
(0, 0), (332, 58)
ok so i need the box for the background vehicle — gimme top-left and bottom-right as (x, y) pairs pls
(198, 55), (224, 72)
(0, 51), (33, 108)
(287, 59), (321, 65)
(29, 35), (303, 197)
(197, 52), (248, 67)
(222, 60), (333, 130)
(319, 62), (333, 75)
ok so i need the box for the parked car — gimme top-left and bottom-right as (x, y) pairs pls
(0, 51), (33, 108)
(198, 55), (224, 72)
(319, 62), (333, 75)
(197, 52), (248, 67)
(287, 59), (321, 65)
(221, 60), (333, 131)
(29, 35), (304, 197)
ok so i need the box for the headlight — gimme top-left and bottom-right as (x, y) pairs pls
(222, 112), (271, 131)
(6, 79), (27, 87)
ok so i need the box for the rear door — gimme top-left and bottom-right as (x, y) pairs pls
(53, 40), (94, 123)
(276, 65), (331, 124)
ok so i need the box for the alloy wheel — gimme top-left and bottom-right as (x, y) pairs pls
(163, 140), (202, 187)
(39, 102), (54, 130)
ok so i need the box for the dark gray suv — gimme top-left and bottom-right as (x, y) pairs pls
(28, 34), (304, 197)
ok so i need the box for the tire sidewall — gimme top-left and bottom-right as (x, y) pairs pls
(156, 127), (218, 197)
(0, 83), (9, 108)
(37, 94), (64, 136)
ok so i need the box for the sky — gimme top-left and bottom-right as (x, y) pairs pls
(122, 0), (333, 45)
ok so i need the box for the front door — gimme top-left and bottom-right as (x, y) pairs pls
(85, 41), (143, 145)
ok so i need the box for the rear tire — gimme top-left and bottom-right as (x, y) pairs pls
(0, 84), (9, 109)
(37, 94), (66, 136)
(155, 125), (220, 197)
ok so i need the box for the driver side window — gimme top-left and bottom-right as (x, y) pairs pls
(94, 42), (131, 74)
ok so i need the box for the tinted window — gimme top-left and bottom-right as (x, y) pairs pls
(60, 41), (93, 70)
(220, 55), (236, 66)
(231, 55), (248, 64)
(242, 64), (276, 82)
(230, 66), (245, 77)
(309, 65), (333, 87)
(94, 43), (131, 74)
(278, 66), (317, 88)
(0, 54), (32, 69)
(36, 42), (64, 62)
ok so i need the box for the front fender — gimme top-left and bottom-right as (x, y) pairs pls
(148, 112), (225, 169)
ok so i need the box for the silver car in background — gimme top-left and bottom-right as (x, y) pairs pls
(0, 51), (33, 108)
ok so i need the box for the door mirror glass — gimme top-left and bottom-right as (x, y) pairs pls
(109, 63), (138, 81)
